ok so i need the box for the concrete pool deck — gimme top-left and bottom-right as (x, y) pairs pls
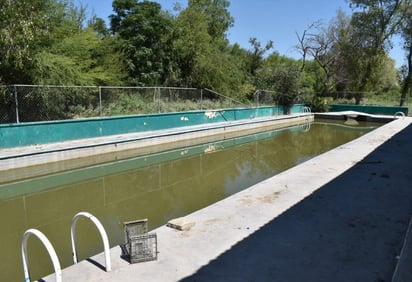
(42, 116), (412, 282)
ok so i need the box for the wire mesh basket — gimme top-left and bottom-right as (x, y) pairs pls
(124, 219), (148, 243)
(122, 219), (157, 263)
(128, 233), (158, 263)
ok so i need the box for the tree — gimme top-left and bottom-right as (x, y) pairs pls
(110, 0), (175, 86)
(15, 0), (126, 86)
(246, 38), (273, 76)
(297, 11), (361, 98)
(187, 0), (234, 41)
(399, 0), (412, 106)
(32, 28), (126, 86)
(173, 5), (212, 87)
(0, 0), (52, 83)
(172, 0), (246, 97)
(0, 0), (100, 84)
(88, 15), (110, 39)
(255, 53), (302, 111)
(349, 0), (405, 103)
(297, 4), (402, 103)
(300, 60), (325, 94)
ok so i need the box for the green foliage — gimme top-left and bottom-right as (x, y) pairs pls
(398, 0), (412, 106)
(110, 0), (175, 86)
(247, 38), (274, 76)
(188, 0), (234, 40)
(309, 95), (331, 112)
(348, 0), (404, 101)
(254, 53), (302, 108)
(1, 0), (407, 119)
(296, 4), (403, 105)
(173, 6), (213, 87)
(0, 0), (52, 83)
(171, 0), (247, 99)
(32, 28), (126, 86)
(300, 60), (324, 94)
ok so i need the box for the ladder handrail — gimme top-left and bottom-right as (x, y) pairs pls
(394, 111), (405, 119)
(302, 106), (311, 113)
(71, 212), (112, 272)
(22, 229), (62, 282)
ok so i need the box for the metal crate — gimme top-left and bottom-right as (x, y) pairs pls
(124, 219), (148, 244)
(128, 233), (158, 263)
(122, 219), (157, 263)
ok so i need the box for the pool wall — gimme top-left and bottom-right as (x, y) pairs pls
(0, 105), (305, 149)
(1, 105), (313, 174)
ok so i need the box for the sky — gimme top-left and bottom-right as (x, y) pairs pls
(78, 0), (406, 68)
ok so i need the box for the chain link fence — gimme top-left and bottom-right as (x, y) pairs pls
(0, 85), (99, 123)
(2, 85), (408, 124)
(0, 85), (252, 124)
(0, 85), (15, 124)
(254, 90), (306, 107)
(323, 91), (410, 107)
(98, 87), (248, 117)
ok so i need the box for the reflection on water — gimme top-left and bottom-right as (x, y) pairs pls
(0, 120), (379, 281)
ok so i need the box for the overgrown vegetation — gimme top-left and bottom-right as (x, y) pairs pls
(1, 0), (411, 117)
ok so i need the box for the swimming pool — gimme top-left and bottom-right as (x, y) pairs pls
(0, 119), (381, 281)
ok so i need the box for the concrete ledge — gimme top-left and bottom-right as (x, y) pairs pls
(315, 111), (396, 123)
(43, 117), (412, 281)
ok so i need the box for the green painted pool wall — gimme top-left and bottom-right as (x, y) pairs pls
(0, 105), (305, 149)
(329, 104), (409, 116)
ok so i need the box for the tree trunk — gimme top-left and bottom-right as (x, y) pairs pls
(400, 44), (412, 107)
(356, 61), (372, 105)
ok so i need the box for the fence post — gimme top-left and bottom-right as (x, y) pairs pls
(255, 90), (260, 108)
(200, 89), (203, 110)
(13, 85), (20, 123)
(157, 87), (161, 113)
(98, 86), (103, 117)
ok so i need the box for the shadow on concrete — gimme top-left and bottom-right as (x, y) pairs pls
(181, 124), (412, 282)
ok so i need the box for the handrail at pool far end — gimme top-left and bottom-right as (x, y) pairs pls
(302, 106), (311, 113)
(394, 111), (405, 119)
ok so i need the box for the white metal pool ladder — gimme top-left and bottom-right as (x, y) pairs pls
(21, 211), (111, 281)
(394, 111), (406, 119)
(302, 106), (311, 113)
(71, 212), (112, 271)
(22, 229), (62, 282)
